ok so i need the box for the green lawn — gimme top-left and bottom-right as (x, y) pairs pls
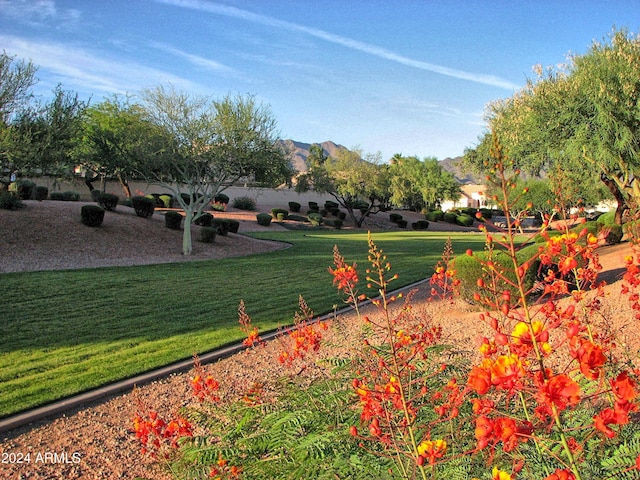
(0, 230), (487, 417)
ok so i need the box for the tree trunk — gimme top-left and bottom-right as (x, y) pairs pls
(600, 173), (627, 224)
(182, 208), (193, 255)
(117, 174), (132, 198)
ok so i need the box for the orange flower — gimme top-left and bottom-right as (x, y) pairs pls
(571, 339), (606, 380)
(545, 469), (576, 480)
(536, 374), (580, 411)
(468, 361), (493, 395)
(490, 354), (525, 391)
(492, 467), (512, 480)
(611, 371), (637, 405)
(417, 439), (447, 465)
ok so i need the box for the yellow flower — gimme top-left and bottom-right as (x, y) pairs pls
(492, 466), (512, 480)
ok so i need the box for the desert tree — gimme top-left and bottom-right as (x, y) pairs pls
(295, 145), (389, 227)
(140, 85), (293, 255)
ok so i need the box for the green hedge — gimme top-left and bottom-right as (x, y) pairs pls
(307, 212), (323, 226)
(200, 226), (217, 243)
(80, 205), (105, 227)
(256, 213), (272, 226)
(194, 212), (213, 227)
(164, 211), (183, 230)
(97, 193), (119, 211)
(232, 196), (256, 211)
(0, 191), (23, 210)
(132, 196), (155, 218)
(455, 246), (540, 304)
(288, 201), (301, 212)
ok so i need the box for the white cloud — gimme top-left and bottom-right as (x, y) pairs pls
(0, 35), (199, 98)
(154, 0), (520, 91)
(0, 0), (81, 29)
(148, 42), (237, 74)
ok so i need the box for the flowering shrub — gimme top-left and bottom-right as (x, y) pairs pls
(133, 138), (640, 480)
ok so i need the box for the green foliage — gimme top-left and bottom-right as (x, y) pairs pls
(287, 214), (307, 223)
(97, 193), (119, 211)
(597, 211), (616, 225)
(389, 213), (403, 223)
(164, 211), (182, 230)
(271, 208), (289, 220)
(227, 219), (240, 234)
(425, 209), (444, 222)
(0, 191), (23, 209)
(49, 191), (64, 201)
(131, 195), (155, 218)
(8, 179), (35, 200)
(232, 196), (256, 210)
(62, 191), (79, 201)
(307, 212), (323, 226)
(177, 376), (392, 480)
(396, 219), (407, 228)
(456, 213), (475, 227)
(214, 193), (229, 204)
(256, 212), (272, 226)
(455, 247), (539, 303)
(80, 204), (105, 227)
(212, 218), (229, 236)
(411, 220), (429, 230)
(158, 194), (174, 208)
(34, 186), (48, 201)
(603, 223), (624, 244)
(443, 211), (458, 224)
(308, 201), (319, 211)
(194, 212), (213, 227)
(199, 226), (217, 243)
(288, 201), (301, 212)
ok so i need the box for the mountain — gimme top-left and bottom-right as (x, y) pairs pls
(439, 156), (484, 184)
(280, 139), (349, 172)
(280, 140), (484, 185)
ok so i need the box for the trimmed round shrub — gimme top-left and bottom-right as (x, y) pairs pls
(132, 196), (155, 218)
(62, 191), (80, 201)
(81, 204), (105, 227)
(479, 208), (493, 220)
(180, 193), (192, 205)
(9, 180), (35, 200)
(597, 211), (616, 225)
(212, 218), (229, 236)
(50, 191), (64, 201)
(194, 212), (213, 227)
(34, 186), (48, 201)
(200, 226), (217, 243)
(411, 220), (429, 230)
(319, 208), (328, 216)
(308, 201), (319, 211)
(333, 219), (343, 229)
(455, 248), (540, 304)
(389, 213), (403, 223)
(425, 210), (444, 222)
(97, 193), (119, 211)
(456, 214), (475, 227)
(0, 191), (23, 209)
(337, 211), (347, 221)
(288, 201), (301, 212)
(256, 213), (272, 226)
(308, 212), (323, 226)
(396, 219), (408, 228)
(159, 194), (174, 208)
(232, 196), (256, 211)
(271, 208), (289, 220)
(227, 219), (240, 233)
(324, 200), (339, 210)
(443, 211), (458, 224)
(165, 211), (183, 230)
(214, 193), (230, 204)
(90, 189), (101, 202)
(287, 214), (307, 222)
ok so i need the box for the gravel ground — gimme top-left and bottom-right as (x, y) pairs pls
(0, 200), (637, 479)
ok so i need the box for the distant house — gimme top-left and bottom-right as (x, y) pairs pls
(440, 184), (486, 211)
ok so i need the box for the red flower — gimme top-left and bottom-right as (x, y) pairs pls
(535, 373), (581, 411)
(468, 361), (492, 395)
(545, 469), (576, 480)
(571, 339), (606, 380)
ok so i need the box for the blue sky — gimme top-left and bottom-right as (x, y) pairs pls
(0, 1), (637, 161)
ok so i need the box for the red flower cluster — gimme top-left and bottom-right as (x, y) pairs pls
(191, 355), (220, 403)
(209, 457), (242, 479)
(329, 244), (359, 301)
(238, 300), (264, 348)
(132, 409), (193, 458)
(593, 372), (638, 438)
(277, 296), (326, 366)
(474, 415), (532, 452)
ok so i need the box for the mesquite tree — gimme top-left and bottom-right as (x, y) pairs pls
(140, 85), (292, 255)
